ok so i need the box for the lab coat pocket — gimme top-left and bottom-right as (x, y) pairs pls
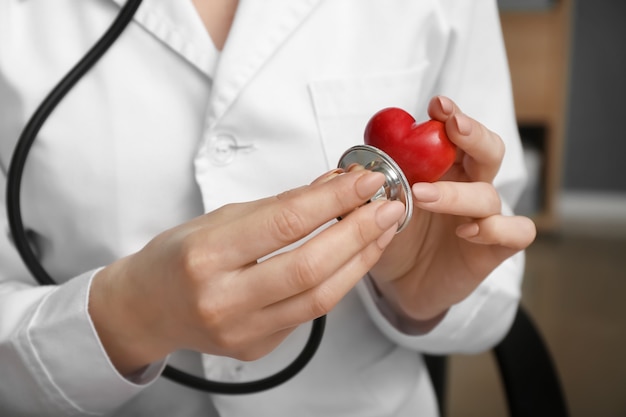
(308, 64), (430, 169)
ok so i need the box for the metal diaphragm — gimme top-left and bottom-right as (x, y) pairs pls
(337, 145), (413, 233)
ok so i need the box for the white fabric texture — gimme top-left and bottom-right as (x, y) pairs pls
(0, 0), (526, 415)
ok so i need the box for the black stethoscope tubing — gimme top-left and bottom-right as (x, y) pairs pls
(6, 0), (325, 394)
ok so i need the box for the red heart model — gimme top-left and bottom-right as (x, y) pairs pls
(364, 107), (457, 184)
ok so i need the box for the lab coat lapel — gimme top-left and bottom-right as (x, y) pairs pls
(109, 0), (218, 77)
(206, 0), (323, 126)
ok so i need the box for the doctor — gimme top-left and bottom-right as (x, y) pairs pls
(0, 0), (536, 416)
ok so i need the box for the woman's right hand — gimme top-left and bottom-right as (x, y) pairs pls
(88, 169), (405, 376)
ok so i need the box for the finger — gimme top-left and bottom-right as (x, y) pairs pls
(190, 309), (298, 361)
(202, 170), (388, 267)
(427, 95), (455, 120)
(412, 181), (501, 218)
(428, 96), (504, 182)
(232, 327), (297, 362)
(310, 168), (345, 185)
(260, 227), (398, 328)
(244, 200), (404, 308)
(448, 113), (504, 182)
(456, 215), (537, 251)
(213, 326), (297, 362)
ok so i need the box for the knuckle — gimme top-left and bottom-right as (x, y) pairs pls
(342, 207), (371, 244)
(289, 254), (321, 290)
(482, 183), (502, 212)
(197, 298), (226, 331)
(269, 204), (307, 243)
(197, 302), (244, 352)
(308, 285), (337, 317)
(330, 184), (352, 212)
(441, 184), (461, 207)
(356, 244), (383, 270)
(179, 238), (219, 283)
(179, 241), (204, 278)
(521, 218), (538, 246)
(352, 218), (370, 246)
(505, 216), (537, 250)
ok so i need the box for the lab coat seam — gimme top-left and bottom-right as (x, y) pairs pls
(307, 66), (430, 169)
(1, 0), (527, 413)
(0, 1), (8, 68)
(307, 65), (430, 118)
(207, 0), (323, 124)
(356, 271), (517, 353)
(306, 83), (332, 171)
(448, 283), (493, 340)
(131, 4), (215, 78)
(25, 287), (96, 416)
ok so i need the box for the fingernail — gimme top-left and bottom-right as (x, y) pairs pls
(312, 168), (344, 185)
(456, 223), (479, 238)
(377, 226), (397, 249)
(375, 201), (405, 230)
(437, 96), (453, 115)
(453, 114), (472, 136)
(346, 163), (366, 173)
(355, 171), (385, 200)
(412, 183), (440, 202)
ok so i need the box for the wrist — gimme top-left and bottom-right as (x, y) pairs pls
(88, 258), (170, 376)
(367, 274), (449, 335)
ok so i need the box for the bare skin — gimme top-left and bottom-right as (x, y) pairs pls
(90, 170), (403, 375)
(369, 97), (537, 323)
(84, 1), (538, 370)
(191, 0), (238, 50)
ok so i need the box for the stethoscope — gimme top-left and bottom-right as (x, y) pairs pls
(6, 0), (412, 395)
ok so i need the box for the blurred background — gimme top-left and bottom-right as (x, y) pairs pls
(443, 0), (626, 416)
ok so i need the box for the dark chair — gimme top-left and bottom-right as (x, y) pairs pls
(424, 305), (569, 417)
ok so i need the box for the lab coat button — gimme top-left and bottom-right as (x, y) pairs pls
(207, 133), (238, 166)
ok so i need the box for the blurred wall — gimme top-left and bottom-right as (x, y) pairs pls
(563, 0), (626, 193)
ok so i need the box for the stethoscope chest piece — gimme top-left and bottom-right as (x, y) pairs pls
(337, 145), (413, 233)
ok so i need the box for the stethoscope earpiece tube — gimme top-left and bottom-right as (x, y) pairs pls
(6, 0), (144, 286)
(6, 0), (324, 394)
(163, 316), (326, 394)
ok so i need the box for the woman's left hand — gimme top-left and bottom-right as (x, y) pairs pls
(369, 95), (536, 325)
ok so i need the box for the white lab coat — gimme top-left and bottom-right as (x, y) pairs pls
(0, 0), (527, 415)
